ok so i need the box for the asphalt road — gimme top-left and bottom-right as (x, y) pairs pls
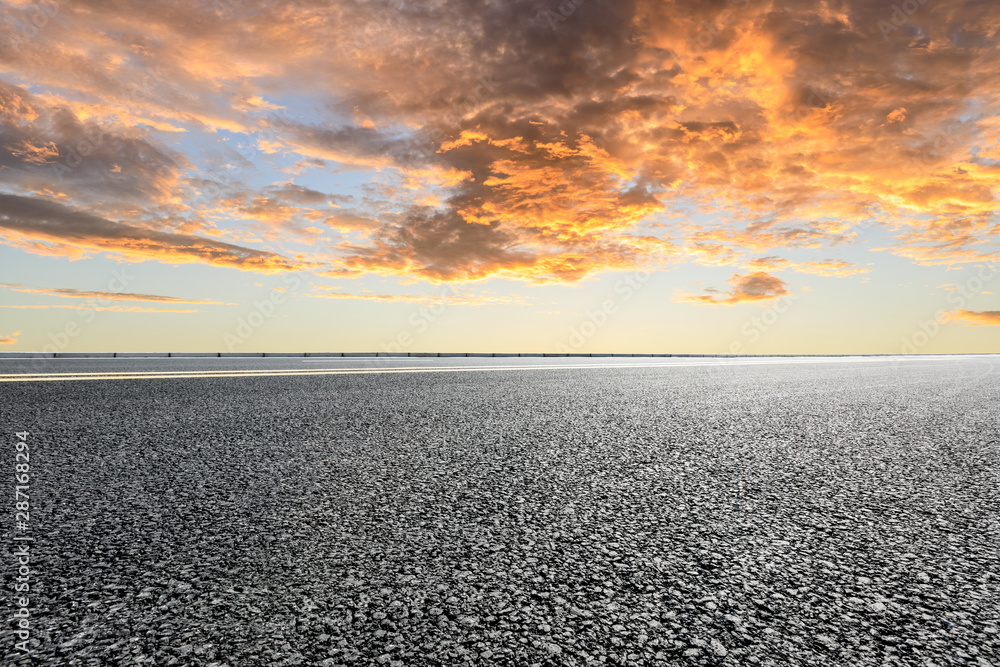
(1, 356), (998, 666)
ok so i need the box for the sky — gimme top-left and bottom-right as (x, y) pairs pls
(0, 0), (998, 354)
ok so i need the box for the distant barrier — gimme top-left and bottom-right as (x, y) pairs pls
(0, 352), (989, 359)
(0, 352), (687, 359)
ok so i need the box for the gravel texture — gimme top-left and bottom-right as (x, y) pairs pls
(1, 357), (998, 666)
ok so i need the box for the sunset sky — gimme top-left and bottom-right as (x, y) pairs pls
(1, 0), (998, 354)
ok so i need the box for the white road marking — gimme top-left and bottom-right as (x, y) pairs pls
(0, 356), (990, 382)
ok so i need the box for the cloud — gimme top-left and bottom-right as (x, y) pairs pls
(0, 283), (232, 304)
(678, 272), (791, 306)
(268, 183), (350, 206)
(742, 256), (870, 277)
(309, 287), (528, 306)
(324, 211), (380, 232)
(0, 194), (300, 273)
(329, 206), (662, 283)
(0, 305), (198, 313)
(213, 184), (357, 240)
(275, 121), (424, 170)
(1, 0), (999, 282)
(0, 81), (184, 207)
(0, 330), (19, 345)
(940, 310), (1000, 326)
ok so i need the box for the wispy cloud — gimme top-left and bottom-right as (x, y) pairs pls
(742, 257), (870, 277)
(0, 305), (199, 313)
(941, 310), (1000, 326)
(309, 288), (529, 306)
(0, 283), (232, 304)
(0, 330), (19, 345)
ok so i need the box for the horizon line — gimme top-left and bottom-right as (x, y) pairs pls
(1, 352), (998, 360)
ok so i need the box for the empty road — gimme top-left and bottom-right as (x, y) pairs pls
(1, 355), (998, 665)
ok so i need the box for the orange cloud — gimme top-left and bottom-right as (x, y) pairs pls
(678, 272), (791, 306)
(941, 310), (1000, 326)
(887, 108), (907, 124)
(0, 331), (19, 345)
(1, 0), (999, 283)
(324, 212), (379, 232)
(7, 139), (59, 164)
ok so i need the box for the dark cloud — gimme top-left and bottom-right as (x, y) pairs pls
(0, 194), (298, 272)
(268, 183), (350, 205)
(0, 81), (184, 206)
(335, 208), (536, 281)
(277, 121), (429, 170)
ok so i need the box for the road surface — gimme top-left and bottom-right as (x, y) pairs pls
(1, 355), (998, 665)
